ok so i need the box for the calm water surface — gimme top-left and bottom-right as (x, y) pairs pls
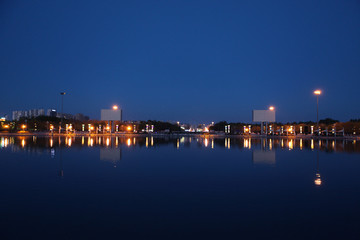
(0, 136), (360, 240)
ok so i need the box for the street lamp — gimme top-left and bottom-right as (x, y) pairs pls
(269, 106), (275, 111)
(313, 90), (321, 135)
(60, 92), (66, 133)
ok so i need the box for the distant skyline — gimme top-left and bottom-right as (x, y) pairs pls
(1, 0), (359, 123)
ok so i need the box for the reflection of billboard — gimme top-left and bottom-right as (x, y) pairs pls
(252, 110), (275, 122)
(252, 150), (276, 165)
(101, 109), (122, 121)
(100, 148), (121, 163)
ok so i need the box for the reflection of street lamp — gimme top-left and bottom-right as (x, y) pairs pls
(314, 150), (322, 186)
(314, 90), (321, 135)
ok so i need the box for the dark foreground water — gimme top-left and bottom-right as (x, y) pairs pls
(0, 136), (360, 240)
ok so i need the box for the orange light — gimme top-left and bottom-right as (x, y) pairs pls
(315, 176), (322, 186)
(112, 105), (118, 110)
(127, 126), (132, 131)
(3, 125), (9, 129)
(21, 124), (26, 129)
(314, 90), (322, 95)
(90, 126), (94, 130)
(269, 106), (275, 111)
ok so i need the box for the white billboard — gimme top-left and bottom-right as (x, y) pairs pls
(252, 110), (275, 122)
(101, 109), (122, 121)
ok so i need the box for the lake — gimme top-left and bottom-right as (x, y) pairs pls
(0, 136), (359, 239)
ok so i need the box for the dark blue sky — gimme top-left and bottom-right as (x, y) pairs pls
(1, 0), (359, 123)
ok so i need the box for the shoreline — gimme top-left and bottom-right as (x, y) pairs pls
(0, 132), (359, 140)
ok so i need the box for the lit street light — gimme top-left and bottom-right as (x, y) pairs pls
(314, 90), (322, 135)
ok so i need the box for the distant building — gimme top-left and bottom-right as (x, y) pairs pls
(12, 108), (46, 120)
(74, 113), (89, 121)
(46, 109), (57, 117)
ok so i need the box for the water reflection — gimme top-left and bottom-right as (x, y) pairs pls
(252, 150), (276, 165)
(1, 136), (360, 153)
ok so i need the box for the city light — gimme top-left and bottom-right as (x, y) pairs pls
(112, 105), (118, 110)
(21, 124), (26, 130)
(269, 106), (275, 111)
(127, 126), (132, 131)
(314, 173), (322, 186)
(314, 90), (322, 95)
(3, 125), (9, 129)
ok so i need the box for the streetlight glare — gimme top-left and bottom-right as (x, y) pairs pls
(314, 90), (322, 95)
(112, 105), (118, 110)
(269, 106), (275, 111)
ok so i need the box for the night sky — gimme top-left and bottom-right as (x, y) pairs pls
(1, 0), (359, 123)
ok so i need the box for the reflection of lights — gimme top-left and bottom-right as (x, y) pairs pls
(281, 139), (284, 148)
(300, 139), (303, 150)
(82, 136), (84, 145)
(21, 139), (25, 148)
(177, 139), (179, 149)
(204, 138), (209, 147)
(315, 173), (322, 186)
(127, 138), (131, 147)
(151, 136), (154, 146)
(288, 139), (293, 150)
(311, 139), (314, 150)
(88, 138), (94, 147)
(50, 138), (53, 148)
(269, 139), (272, 150)
(211, 139), (214, 149)
(244, 139), (249, 148)
(67, 137), (72, 147)
(1, 137), (9, 148)
(133, 137), (136, 145)
(227, 138), (230, 149)
(146, 137), (148, 148)
(106, 138), (110, 147)
(116, 137), (119, 146)
(332, 140), (335, 149)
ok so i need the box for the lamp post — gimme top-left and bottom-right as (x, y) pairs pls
(60, 92), (66, 133)
(313, 90), (321, 135)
